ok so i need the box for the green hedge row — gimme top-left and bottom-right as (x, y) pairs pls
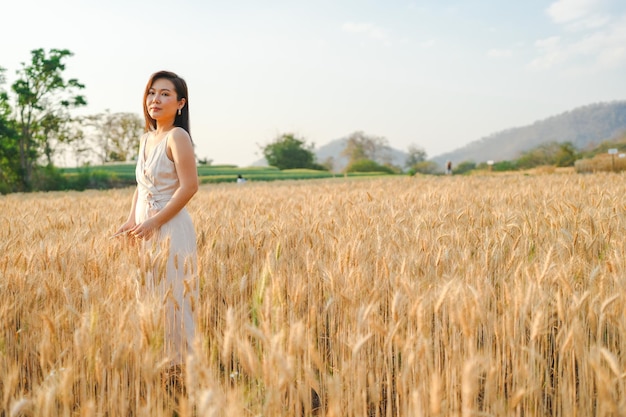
(50, 164), (394, 191)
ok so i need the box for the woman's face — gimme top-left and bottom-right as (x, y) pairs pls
(146, 78), (184, 121)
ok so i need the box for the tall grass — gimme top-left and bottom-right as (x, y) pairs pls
(2, 172), (626, 416)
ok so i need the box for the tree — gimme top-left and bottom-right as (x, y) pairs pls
(61, 121), (89, 167)
(261, 133), (324, 170)
(516, 142), (566, 169)
(0, 67), (19, 193)
(555, 142), (579, 167)
(83, 111), (143, 163)
(405, 144), (427, 169)
(11, 48), (86, 190)
(409, 161), (439, 175)
(341, 131), (391, 167)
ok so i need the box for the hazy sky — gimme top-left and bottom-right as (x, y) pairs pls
(2, 0), (626, 166)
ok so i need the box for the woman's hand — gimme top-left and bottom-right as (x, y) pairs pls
(129, 217), (160, 241)
(112, 219), (136, 239)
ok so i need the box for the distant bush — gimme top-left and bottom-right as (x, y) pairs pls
(492, 160), (518, 172)
(64, 169), (130, 190)
(346, 159), (395, 174)
(31, 165), (68, 191)
(407, 160), (439, 175)
(453, 161), (477, 175)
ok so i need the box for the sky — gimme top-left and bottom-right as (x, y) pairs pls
(2, 0), (626, 167)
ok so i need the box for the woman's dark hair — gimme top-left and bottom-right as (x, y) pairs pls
(143, 71), (190, 137)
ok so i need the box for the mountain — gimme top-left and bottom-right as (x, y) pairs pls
(431, 101), (626, 167)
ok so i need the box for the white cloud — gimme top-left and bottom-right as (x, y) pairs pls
(528, 16), (626, 72)
(568, 14), (611, 29)
(573, 21), (626, 67)
(547, 0), (603, 23)
(537, 1), (626, 72)
(547, 0), (611, 30)
(528, 49), (564, 71)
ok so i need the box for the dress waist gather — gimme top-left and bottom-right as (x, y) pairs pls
(139, 189), (174, 210)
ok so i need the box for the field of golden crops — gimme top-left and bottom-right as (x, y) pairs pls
(2, 172), (626, 417)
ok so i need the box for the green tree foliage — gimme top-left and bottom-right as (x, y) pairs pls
(492, 160), (518, 171)
(11, 48), (86, 190)
(82, 111), (143, 163)
(516, 142), (574, 169)
(261, 133), (325, 170)
(554, 142), (579, 167)
(0, 67), (20, 193)
(345, 158), (395, 174)
(463, 141), (582, 174)
(454, 160), (476, 175)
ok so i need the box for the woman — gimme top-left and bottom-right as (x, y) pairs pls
(115, 70), (199, 389)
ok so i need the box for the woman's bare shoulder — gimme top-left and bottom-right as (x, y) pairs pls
(170, 127), (192, 143)
(167, 127), (194, 161)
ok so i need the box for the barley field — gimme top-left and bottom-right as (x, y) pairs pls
(2, 172), (626, 417)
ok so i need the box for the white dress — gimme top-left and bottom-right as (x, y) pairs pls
(135, 131), (198, 366)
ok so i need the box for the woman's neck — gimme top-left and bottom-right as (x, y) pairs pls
(154, 122), (175, 135)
